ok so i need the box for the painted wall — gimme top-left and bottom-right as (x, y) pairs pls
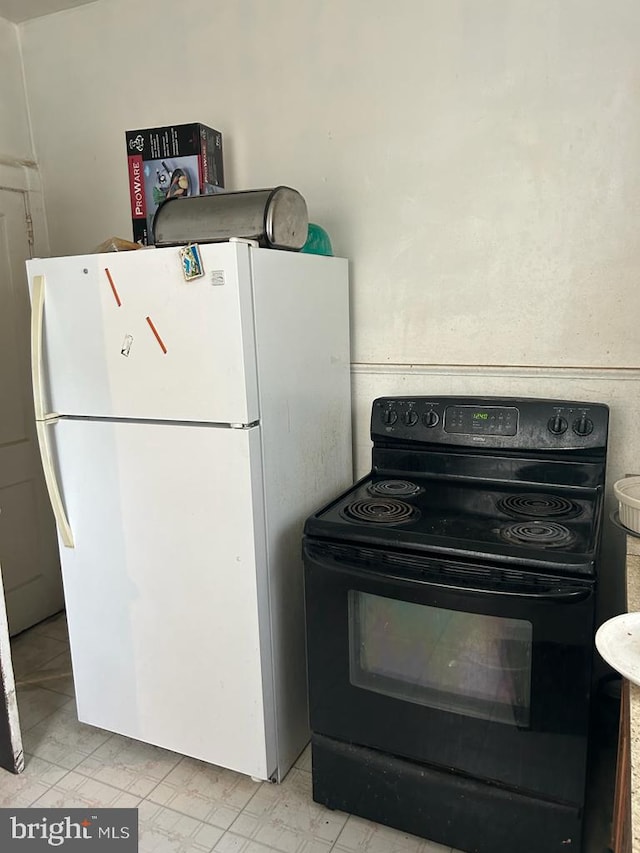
(0, 15), (32, 161)
(18, 0), (640, 366)
(16, 0), (640, 619)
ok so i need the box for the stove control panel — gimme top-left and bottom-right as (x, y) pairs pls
(444, 405), (518, 436)
(371, 396), (609, 451)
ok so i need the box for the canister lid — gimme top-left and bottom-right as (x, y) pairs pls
(265, 187), (308, 250)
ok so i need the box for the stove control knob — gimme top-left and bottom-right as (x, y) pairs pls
(422, 411), (440, 428)
(573, 416), (594, 437)
(548, 415), (568, 435)
(382, 409), (398, 426)
(403, 410), (419, 427)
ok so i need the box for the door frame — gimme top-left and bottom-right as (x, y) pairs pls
(0, 159), (49, 773)
(0, 158), (50, 259)
(0, 563), (23, 774)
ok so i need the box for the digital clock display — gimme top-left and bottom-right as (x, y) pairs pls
(445, 405), (518, 436)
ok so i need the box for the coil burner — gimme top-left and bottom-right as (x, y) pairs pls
(498, 521), (576, 549)
(497, 494), (582, 520)
(340, 498), (419, 525)
(367, 480), (423, 498)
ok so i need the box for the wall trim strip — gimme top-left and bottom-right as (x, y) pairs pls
(351, 364), (640, 381)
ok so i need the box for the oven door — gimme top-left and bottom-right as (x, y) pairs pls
(303, 540), (596, 805)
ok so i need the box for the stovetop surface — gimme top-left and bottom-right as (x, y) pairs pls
(306, 397), (609, 577)
(305, 474), (603, 575)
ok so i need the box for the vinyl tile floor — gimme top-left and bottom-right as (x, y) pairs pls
(2, 612), (615, 853)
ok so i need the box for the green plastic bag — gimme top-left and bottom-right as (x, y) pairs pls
(301, 223), (333, 256)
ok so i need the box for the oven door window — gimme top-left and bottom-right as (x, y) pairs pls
(349, 590), (532, 727)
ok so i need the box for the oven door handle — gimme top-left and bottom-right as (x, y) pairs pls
(381, 576), (591, 603)
(308, 550), (592, 603)
(464, 586), (591, 602)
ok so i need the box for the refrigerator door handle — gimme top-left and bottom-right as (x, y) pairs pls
(31, 274), (46, 422)
(31, 275), (75, 548)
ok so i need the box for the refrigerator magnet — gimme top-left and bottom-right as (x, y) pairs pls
(121, 334), (133, 357)
(179, 244), (205, 281)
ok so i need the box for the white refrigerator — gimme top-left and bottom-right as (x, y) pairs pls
(27, 242), (352, 782)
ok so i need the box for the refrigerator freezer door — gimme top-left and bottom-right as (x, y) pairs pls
(27, 245), (259, 423)
(49, 417), (275, 779)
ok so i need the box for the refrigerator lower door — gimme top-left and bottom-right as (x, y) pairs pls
(49, 417), (275, 780)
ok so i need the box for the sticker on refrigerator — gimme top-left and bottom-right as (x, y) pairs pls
(210, 270), (225, 286)
(121, 334), (134, 357)
(179, 244), (204, 281)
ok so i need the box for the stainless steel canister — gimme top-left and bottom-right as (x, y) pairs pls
(152, 186), (308, 250)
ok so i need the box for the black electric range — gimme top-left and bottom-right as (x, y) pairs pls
(303, 396), (609, 853)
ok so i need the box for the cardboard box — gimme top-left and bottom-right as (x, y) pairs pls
(126, 123), (224, 245)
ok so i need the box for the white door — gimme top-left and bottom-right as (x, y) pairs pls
(27, 243), (259, 424)
(0, 563), (23, 774)
(0, 188), (62, 635)
(49, 417), (276, 780)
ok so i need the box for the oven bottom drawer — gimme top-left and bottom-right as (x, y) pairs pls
(311, 733), (583, 853)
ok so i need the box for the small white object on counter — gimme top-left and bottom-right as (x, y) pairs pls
(614, 476), (640, 534)
(595, 612), (640, 686)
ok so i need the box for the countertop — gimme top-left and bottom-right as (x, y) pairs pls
(625, 535), (640, 851)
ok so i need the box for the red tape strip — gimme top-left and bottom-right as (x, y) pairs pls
(145, 316), (167, 354)
(104, 268), (121, 307)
